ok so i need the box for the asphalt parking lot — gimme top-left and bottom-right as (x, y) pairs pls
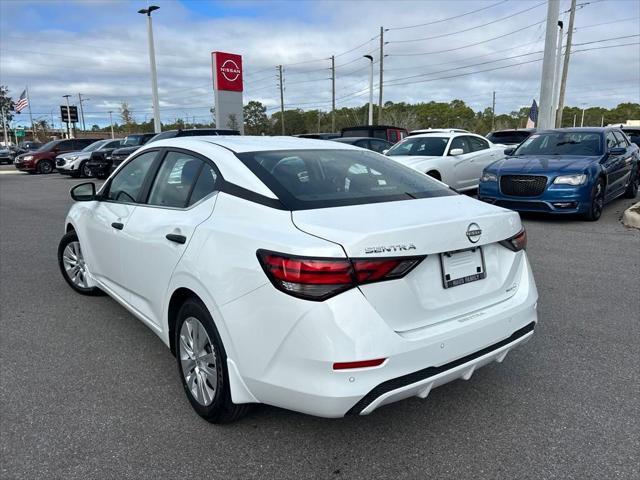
(1, 166), (638, 480)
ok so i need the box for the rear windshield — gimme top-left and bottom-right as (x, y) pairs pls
(386, 136), (449, 156)
(514, 132), (603, 156)
(82, 140), (109, 152)
(123, 135), (147, 146)
(487, 131), (531, 144)
(236, 149), (455, 210)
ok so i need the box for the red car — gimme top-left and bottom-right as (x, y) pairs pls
(14, 138), (100, 174)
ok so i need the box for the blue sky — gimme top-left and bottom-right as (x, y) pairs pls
(1, 0), (638, 129)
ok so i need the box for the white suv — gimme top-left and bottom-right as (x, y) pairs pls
(56, 139), (123, 178)
(59, 136), (538, 423)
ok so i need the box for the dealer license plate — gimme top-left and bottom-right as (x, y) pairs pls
(440, 247), (486, 289)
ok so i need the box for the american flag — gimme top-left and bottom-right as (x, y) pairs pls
(526, 99), (538, 128)
(15, 89), (29, 113)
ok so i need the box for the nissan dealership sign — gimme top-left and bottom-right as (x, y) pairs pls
(212, 51), (244, 132)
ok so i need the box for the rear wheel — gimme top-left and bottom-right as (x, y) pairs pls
(623, 167), (639, 198)
(175, 298), (251, 423)
(37, 159), (53, 174)
(582, 178), (605, 221)
(57, 231), (103, 295)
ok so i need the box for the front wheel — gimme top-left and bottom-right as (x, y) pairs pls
(175, 298), (251, 423)
(80, 161), (93, 178)
(37, 159), (54, 174)
(57, 231), (103, 295)
(582, 178), (605, 221)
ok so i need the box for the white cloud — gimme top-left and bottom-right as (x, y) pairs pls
(0, 0), (638, 128)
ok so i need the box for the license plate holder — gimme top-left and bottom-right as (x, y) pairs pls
(440, 247), (486, 289)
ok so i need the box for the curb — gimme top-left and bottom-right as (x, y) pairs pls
(622, 201), (640, 229)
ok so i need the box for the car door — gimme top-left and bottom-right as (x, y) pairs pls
(116, 149), (220, 327)
(467, 135), (501, 186)
(602, 131), (629, 199)
(612, 131), (634, 194)
(447, 136), (475, 190)
(81, 150), (160, 301)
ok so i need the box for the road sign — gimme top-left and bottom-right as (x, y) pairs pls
(15, 129), (25, 138)
(60, 105), (79, 124)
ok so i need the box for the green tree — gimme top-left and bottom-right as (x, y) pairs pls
(243, 101), (269, 134)
(1, 86), (15, 139)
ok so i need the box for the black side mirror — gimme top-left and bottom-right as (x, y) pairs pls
(609, 147), (626, 156)
(70, 182), (97, 201)
(504, 148), (515, 156)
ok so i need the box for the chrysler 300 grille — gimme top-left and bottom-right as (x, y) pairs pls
(500, 175), (547, 197)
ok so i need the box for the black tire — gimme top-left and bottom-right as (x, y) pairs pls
(37, 159), (54, 174)
(57, 231), (103, 296)
(426, 170), (442, 181)
(175, 298), (251, 424)
(623, 167), (639, 198)
(80, 161), (93, 178)
(582, 178), (605, 221)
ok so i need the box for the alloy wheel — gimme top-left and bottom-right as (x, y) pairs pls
(179, 317), (218, 406)
(39, 161), (53, 174)
(82, 163), (92, 178)
(62, 241), (89, 288)
(592, 182), (604, 219)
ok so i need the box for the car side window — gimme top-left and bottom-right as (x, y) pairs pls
(58, 140), (75, 151)
(449, 136), (471, 155)
(613, 131), (628, 147)
(106, 140), (122, 149)
(355, 140), (369, 149)
(605, 132), (619, 151)
(106, 151), (158, 203)
(188, 163), (219, 206)
(468, 136), (490, 151)
(147, 151), (204, 208)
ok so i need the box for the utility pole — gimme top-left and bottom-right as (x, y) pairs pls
(138, 5), (161, 133)
(278, 65), (285, 135)
(108, 111), (115, 139)
(63, 94), (73, 138)
(573, 114), (576, 127)
(556, 0), (577, 127)
(552, 21), (564, 120)
(78, 93), (88, 131)
(491, 91), (496, 131)
(580, 104), (586, 127)
(364, 55), (374, 126)
(537, 0), (560, 130)
(26, 87), (35, 140)
(378, 26), (384, 125)
(331, 55), (336, 132)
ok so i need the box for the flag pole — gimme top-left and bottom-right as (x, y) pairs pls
(26, 86), (35, 140)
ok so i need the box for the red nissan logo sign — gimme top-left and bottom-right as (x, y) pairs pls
(212, 52), (243, 92)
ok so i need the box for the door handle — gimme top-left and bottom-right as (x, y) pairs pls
(165, 233), (187, 244)
(111, 222), (124, 230)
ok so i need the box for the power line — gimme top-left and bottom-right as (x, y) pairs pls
(388, 19), (547, 56)
(387, 0), (509, 31)
(389, 1), (546, 44)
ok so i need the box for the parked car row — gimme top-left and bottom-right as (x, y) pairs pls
(12, 128), (240, 177)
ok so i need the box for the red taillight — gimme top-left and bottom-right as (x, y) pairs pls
(500, 228), (527, 252)
(333, 358), (386, 370)
(257, 250), (425, 301)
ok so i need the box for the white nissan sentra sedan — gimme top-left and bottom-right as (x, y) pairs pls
(58, 136), (538, 423)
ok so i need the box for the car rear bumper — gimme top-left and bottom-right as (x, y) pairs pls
(221, 251), (539, 418)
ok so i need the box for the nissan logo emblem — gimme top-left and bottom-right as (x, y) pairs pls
(466, 223), (482, 243)
(220, 59), (241, 82)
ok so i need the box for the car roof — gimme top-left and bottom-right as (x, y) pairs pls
(405, 131), (478, 139)
(488, 128), (536, 133)
(536, 127), (613, 134)
(147, 135), (364, 153)
(334, 137), (389, 142)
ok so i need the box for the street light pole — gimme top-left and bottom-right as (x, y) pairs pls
(63, 94), (73, 138)
(138, 5), (161, 134)
(364, 55), (373, 126)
